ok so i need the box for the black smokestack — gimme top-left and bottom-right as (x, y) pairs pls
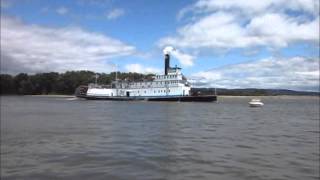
(164, 54), (170, 75)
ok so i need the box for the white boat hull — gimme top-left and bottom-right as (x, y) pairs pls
(249, 102), (264, 107)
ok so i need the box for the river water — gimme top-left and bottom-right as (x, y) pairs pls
(1, 96), (319, 180)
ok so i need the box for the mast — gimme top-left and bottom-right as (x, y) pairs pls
(115, 64), (118, 96)
(95, 74), (98, 85)
(115, 64), (118, 82)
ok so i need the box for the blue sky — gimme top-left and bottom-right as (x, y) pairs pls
(1, 0), (319, 91)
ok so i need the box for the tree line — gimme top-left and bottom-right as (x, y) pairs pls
(0, 71), (154, 95)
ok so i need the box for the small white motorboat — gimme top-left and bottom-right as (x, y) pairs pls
(249, 99), (264, 107)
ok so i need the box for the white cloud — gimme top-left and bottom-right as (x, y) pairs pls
(160, 0), (319, 50)
(170, 50), (194, 67)
(0, 16), (136, 74)
(191, 57), (319, 91)
(162, 46), (195, 67)
(192, 0), (318, 15)
(106, 8), (125, 20)
(56, 6), (69, 15)
(124, 64), (161, 74)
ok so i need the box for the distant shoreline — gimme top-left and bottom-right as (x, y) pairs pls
(219, 95), (319, 99)
(27, 95), (76, 98)
(0, 95), (77, 98)
(0, 94), (318, 99)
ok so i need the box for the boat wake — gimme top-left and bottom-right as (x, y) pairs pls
(66, 97), (79, 101)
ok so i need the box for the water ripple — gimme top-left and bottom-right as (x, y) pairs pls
(1, 96), (319, 180)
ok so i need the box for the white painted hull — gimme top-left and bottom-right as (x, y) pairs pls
(249, 102), (264, 107)
(86, 85), (191, 98)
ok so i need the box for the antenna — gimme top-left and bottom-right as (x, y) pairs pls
(95, 74), (98, 85)
(115, 64), (118, 82)
(115, 64), (118, 96)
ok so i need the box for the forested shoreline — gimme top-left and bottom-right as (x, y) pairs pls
(1, 71), (318, 96)
(0, 71), (153, 95)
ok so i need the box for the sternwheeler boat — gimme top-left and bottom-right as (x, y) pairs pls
(76, 49), (217, 102)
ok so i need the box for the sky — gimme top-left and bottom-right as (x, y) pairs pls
(1, 0), (319, 91)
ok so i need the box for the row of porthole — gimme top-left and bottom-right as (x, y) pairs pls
(131, 81), (179, 86)
(154, 89), (170, 93)
(129, 84), (178, 89)
(156, 75), (177, 79)
(134, 89), (172, 94)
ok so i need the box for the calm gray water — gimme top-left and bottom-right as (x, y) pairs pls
(1, 96), (319, 180)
